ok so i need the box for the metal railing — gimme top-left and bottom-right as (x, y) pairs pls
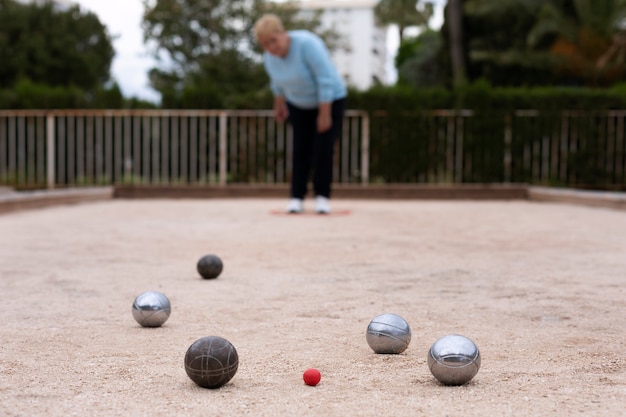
(0, 110), (369, 189)
(507, 110), (626, 186)
(2, 109), (626, 189)
(367, 109), (626, 187)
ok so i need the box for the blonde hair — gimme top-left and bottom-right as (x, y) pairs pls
(254, 14), (285, 40)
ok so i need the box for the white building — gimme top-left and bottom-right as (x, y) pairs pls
(298, 0), (387, 90)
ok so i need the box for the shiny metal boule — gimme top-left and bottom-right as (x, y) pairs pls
(132, 291), (171, 327)
(366, 313), (412, 354)
(428, 334), (481, 385)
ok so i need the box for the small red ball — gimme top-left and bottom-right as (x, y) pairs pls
(303, 368), (321, 386)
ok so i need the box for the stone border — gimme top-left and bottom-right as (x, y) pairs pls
(0, 187), (113, 215)
(1, 184), (625, 215)
(112, 183), (529, 200)
(527, 186), (626, 210)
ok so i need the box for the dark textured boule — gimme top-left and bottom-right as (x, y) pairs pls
(197, 254), (223, 279)
(184, 336), (238, 389)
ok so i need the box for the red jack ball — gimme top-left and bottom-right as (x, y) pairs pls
(303, 368), (321, 386)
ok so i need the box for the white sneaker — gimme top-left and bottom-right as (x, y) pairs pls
(315, 195), (331, 214)
(286, 198), (303, 214)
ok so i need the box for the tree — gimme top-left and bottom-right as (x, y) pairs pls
(527, 0), (626, 86)
(395, 30), (443, 88)
(141, 0), (333, 107)
(446, 0), (466, 87)
(439, 0), (557, 87)
(374, 0), (434, 42)
(0, 0), (115, 91)
(438, 0), (626, 88)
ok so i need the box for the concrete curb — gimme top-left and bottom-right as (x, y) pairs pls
(1, 184), (625, 215)
(527, 186), (626, 210)
(112, 183), (529, 200)
(0, 187), (114, 215)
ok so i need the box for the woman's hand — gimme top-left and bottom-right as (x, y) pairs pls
(274, 96), (288, 123)
(317, 102), (332, 132)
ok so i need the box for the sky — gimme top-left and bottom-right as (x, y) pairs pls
(72, 0), (446, 103)
(72, 0), (160, 103)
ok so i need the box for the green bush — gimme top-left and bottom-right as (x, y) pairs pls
(0, 78), (151, 109)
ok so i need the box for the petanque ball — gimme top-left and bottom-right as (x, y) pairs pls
(197, 254), (223, 279)
(184, 336), (239, 389)
(132, 291), (171, 327)
(365, 313), (412, 354)
(428, 334), (481, 385)
(303, 368), (321, 386)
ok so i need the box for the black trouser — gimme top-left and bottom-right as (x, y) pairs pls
(286, 98), (345, 199)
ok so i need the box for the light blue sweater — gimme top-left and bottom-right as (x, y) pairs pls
(263, 30), (347, 109)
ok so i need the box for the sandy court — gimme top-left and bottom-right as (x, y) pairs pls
(0, 198), (625, 416)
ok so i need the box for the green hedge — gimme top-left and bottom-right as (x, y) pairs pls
(5, 80), (626, 112)
(0, 78), (156, 109)
(348, 83), (626, 113)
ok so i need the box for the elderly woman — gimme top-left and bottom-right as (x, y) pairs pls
(254, 14), (347, 214)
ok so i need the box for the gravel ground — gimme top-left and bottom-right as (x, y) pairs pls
(1, 198), (625, 416)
